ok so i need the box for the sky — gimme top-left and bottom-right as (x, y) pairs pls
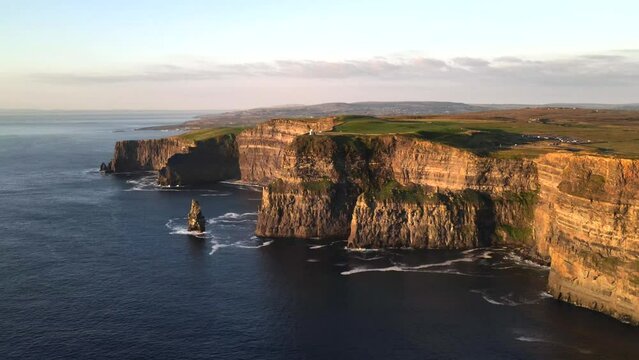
(0, 0), (638, 110)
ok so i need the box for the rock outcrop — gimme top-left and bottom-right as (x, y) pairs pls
(256, 134), (537, 251)
(535, 153), (639, 324)
(158, 134), (240, 186)
(236, 118), (337, 185)
(348, 190), (495, 249)
(187, 199), (206, 233)
(104, 134), (240, 186)
(107, 138), (193, 173)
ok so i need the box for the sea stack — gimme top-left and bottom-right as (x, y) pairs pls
(99, 162), (112, 173)
(187, 199), (206, 233)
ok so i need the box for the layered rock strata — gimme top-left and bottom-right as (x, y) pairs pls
(158, 135), (239, 186)
(105, 117), (639, 324)
(106, 135), (239, 186)
(107, 138), (193, 173)
(236, 118), (337, 185)
(535, 153), (639, 324)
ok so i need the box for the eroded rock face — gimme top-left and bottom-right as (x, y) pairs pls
(158, 135), (240, 186)
(256, 181), (357, 239)
(253, 131), (639, 323)
(348, 191), (495, 249)
(105, 134), (241, 186)
(187, 199), (206, 233)
(387, 136), (539, 193)
(236, 118), (337, 185)
(108, 138), (193, 173)
(534, 153), (639, 324)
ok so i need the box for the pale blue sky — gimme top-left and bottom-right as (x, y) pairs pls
(1, 0), (638, 109)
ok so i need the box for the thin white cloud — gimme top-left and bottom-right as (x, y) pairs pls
(31, 51), (639, 88)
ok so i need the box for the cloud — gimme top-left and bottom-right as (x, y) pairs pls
(31, 51), (639, 88)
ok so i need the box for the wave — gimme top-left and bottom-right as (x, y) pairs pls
(236, 240), (274, 249)
(200, 192), (232, 197)
(346, 247), (383, 253)
(504, 253), (550, 270)
(514, 333), (593, 354)
(208, 212), (258, 225)
(309, 240), (345, 250)
(516, 336), (548, 343)
(351, 255), (385, 261)
(341, 256), (476, 276)
(83, 168), (101, 175)
(166, 216), (271, 255)
(125, 175), (161, 191)
(471, 289), (553, 306)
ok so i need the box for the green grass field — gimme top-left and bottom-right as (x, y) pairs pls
(330, 114), (639, 158)
(178, 127), (244, 142)
(177, 109), (639, 159)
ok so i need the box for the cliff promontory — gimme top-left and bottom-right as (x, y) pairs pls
(105, 112), (639, 325)
(105, 129), (241, 186)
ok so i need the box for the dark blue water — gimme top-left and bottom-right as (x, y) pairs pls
(1, 111), (638, 360)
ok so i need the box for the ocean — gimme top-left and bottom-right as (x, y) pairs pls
(1, 111), (638, 359)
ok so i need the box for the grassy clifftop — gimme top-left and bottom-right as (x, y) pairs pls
(178, 107), (639, 158)
(178, 127), (244, 142)
(329, 109), (639, 159)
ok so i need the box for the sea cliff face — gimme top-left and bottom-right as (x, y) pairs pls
(106, 135), (239, 186)
(347, 190), (494, 249)
(535, 153), (639, 324)
(158, 135), (239, 186)
(236, 118), (337, 185)
(106, 118), (639, 324)
(256, 134), (538, 251)
(108, 138), (193, 173)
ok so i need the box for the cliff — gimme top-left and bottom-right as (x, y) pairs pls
(158, 134), (239, 186)
(256, 134), (538, 251)
(105, 116), (639, 324)
(535, 153), (639, 324)
(348, 190), (495, 249)
(236, 118), (337, 185)
(108, 138), (193, 173)
(106, 134), (240, 186)
(250, 131), (638, 323)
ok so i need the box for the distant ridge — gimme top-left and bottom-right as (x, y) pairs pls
(138, 101), (639, 129)
(185, 101), (487, 127)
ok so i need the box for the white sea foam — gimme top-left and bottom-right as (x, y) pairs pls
(471, 289), (552, 306)
(200, 192), (232, 197)
(209, 241), (230, 255)
(516, 336), (548, 343)
(351, 255), (385, 261)
(207, 212), (258, 225)
(125, 175), (161, 191)
(236, 240), (274, 249)
(341, 256), (476, 276)
(346, 247), (383, 253)
(166, 216), (270, 254)
(504, 253), (550, 270)
(306, 259), (320, 263)
(514, 334), (592, 354)
(309, 244), (328, 249)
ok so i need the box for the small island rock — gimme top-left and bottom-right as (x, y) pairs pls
(99, 162), (113, 173)
(187, 199), (206, 232)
